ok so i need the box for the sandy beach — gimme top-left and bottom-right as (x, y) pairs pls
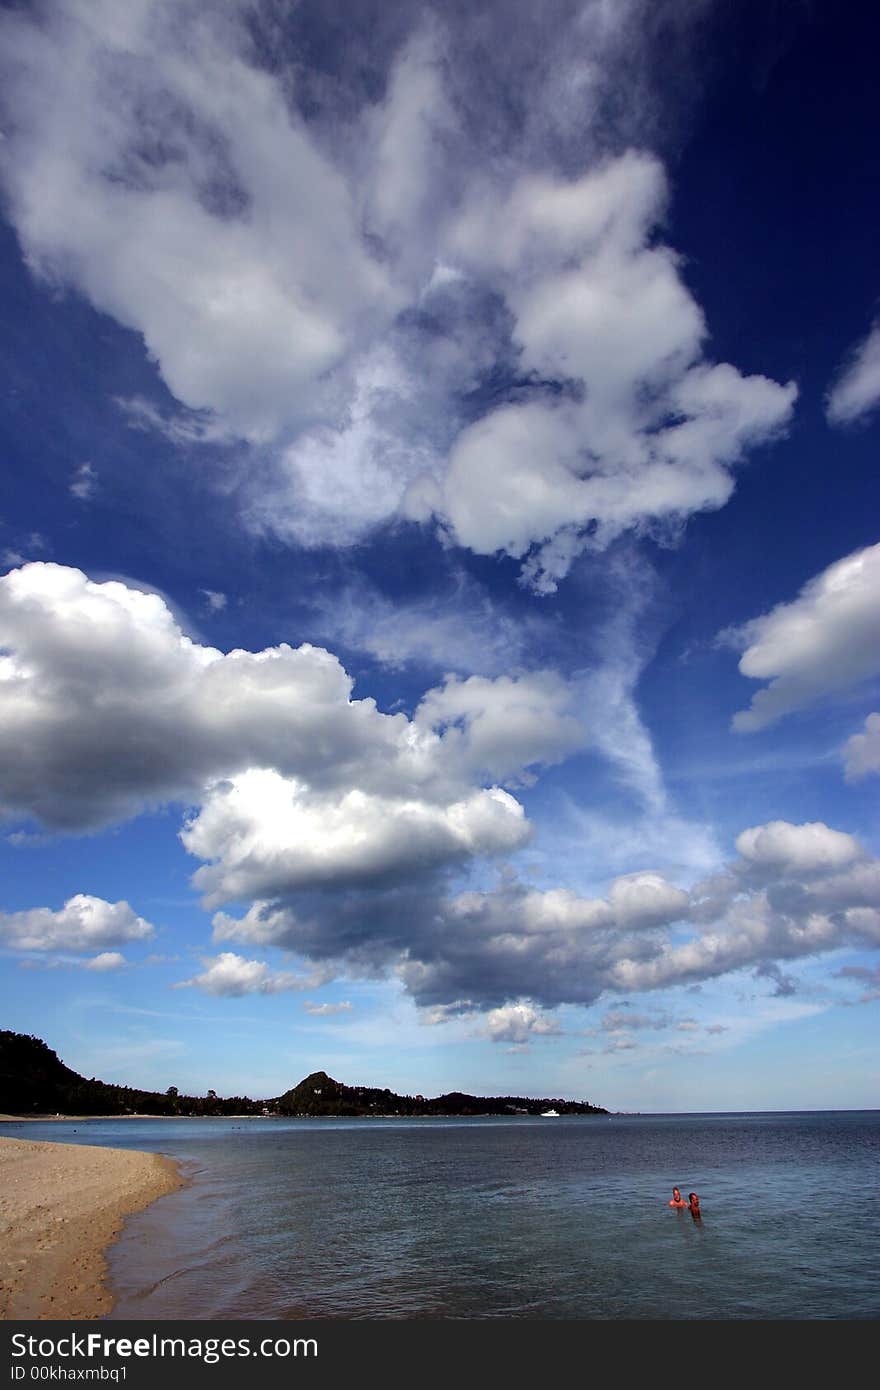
(0, 1135), (182, 1320)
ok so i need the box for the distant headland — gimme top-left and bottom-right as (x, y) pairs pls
(0, 1030), (608, 1119)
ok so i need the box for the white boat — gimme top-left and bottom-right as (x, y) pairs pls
(540, 1108), (560, 1117)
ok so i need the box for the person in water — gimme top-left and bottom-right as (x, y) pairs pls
(669, 1187), (687, 1209)
(688, 1192), (702, 1220)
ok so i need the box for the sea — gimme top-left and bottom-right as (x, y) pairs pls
(1, 1110), (877, 1321)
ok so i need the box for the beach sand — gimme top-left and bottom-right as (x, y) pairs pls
(0, 1135), (182, 1320)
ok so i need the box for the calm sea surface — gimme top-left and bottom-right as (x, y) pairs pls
(2, 1111), (877, 1320)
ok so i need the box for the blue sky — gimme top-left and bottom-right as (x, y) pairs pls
(0, 0), (878, 1114)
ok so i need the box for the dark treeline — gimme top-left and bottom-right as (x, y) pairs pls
(275, 1071), (607, 1116)
(0, 1031), (608, 1118)
(0, 1031), (265, 1116)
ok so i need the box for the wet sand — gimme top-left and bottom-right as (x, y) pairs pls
(0, 1135), (182, 1320)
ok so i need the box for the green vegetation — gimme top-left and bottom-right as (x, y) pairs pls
(0, 1031), (607, 1118)
(275, 1070), (607, 1116)
(0, 1031), (265, 1117)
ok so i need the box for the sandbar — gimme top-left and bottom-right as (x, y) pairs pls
(0, 1135), (182, 1320)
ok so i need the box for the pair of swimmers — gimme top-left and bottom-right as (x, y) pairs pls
(669, 1187), (701, 1219)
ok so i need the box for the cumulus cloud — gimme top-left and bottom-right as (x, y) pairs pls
(484, 1002), (560, 1044)
(182, 770), (526, 906)
(843, 713), (880, 781)
(735, 821), (863, 875)
(176, 951), (315, 997)
(606, 828), (880, 996)
(607, 872), (691, 925)
(0, 0), (396, 444)
(419, 158), (796, 589)
(0, 895), (153, 953)
(84, 951), (127, 971)
(213, 818), (880, 1016)
(1, 564), (607, 918)
(413, 671), (585, 786)
(725, 542), (880, 732)
(0, 566), (563, 868)
(826, 321), (880, 426)
(303, 1000), (352, 1017)
(0, 2), (794, 586)
(3, 562), (876, 1018)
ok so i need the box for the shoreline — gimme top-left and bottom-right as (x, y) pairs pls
(0, 1113), (258, 1121)
(0, 1135), (183, 1320)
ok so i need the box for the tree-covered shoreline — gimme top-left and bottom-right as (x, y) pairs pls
(0, 1031), (608, 1118)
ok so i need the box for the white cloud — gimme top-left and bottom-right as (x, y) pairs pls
(115, 396), (235, 447)
(176, 951), (313, 997)
(414, 671), (586, 785)
(70, 463), (97, 500)
(303, 1000), (353, 1017)
(84, 951), (126, 971)
(485, 1001), (560, 1044)
(0, 3), (795, 582)
(0, 895), (153, 952)
(553, 796), (722, 887)
(2, 533), (46, 569)
(397, 820), (880, 1010)
(726, 542), (880, 731)
(0, 562), (562, 899)
(6, 563), (873, 1016)
(843, 712), (880, 781)
(607, 872), (691, 926)
(0, 0), (396, 444)
(572, 549), (668, 812)
(735, 820), (863, 875)
(826, 320), (880, 426)
(0, 564), (546, 844)
(199, 589), (227, 613)
(806, 860), (880, 916)
(205, 815), (880, 1015)
(182, 769), (527, 906)
(361, 28), (454, 272)
(420, 155), (796, 589)
(311, 573), (552, 677)
(247, 348), (441, 549)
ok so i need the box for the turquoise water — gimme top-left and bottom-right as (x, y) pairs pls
(2, 1111), (877, 1320)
